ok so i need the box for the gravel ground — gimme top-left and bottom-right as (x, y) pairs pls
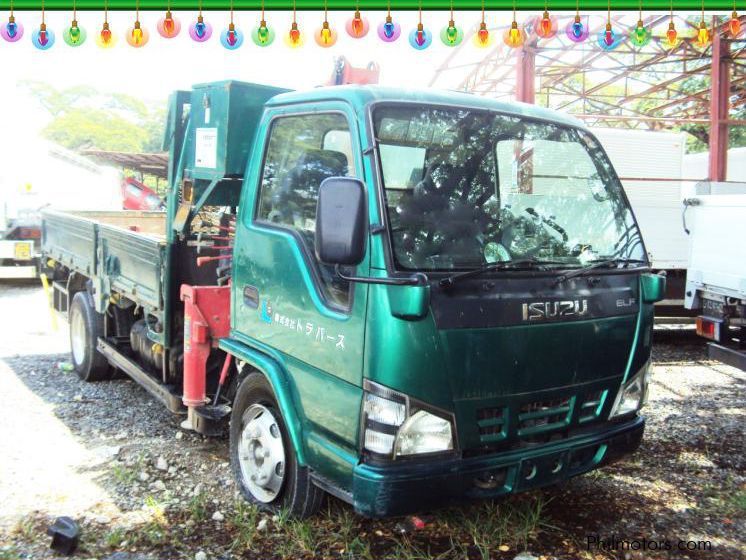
(0, 283), (744, 560)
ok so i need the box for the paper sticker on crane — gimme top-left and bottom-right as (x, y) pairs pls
(195, 128), (218, 169)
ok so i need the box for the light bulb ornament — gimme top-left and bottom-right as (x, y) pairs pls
(440, 1), (463, 46)
(126, 0), (149, 47)
(565, 0), (587, 43)
(285, 0), (303, 47)
(157, 2), (181, 39)
(96, 0), (115, 48)
(315, 1), (338, 47)
(473, 0), (491, 48)
(597, 0), (622, 51)
(63, 0), (86, 46)
(408, 3), (432, 50)
(730, 9), (741, 37)
(220, 0), (244, 49)
(346, 4), (369, 38)
(377, 0), (400, 42)
(2, 0), (24, 42)
(629, 0), (650, 47)
(534, 2), (557, 39)
(32, 0), (55, 50)
(251, 0), (274, 46)
(503, 1), (526, 48)
(189, 0), (213, 42)
(693, 0), (710, 49)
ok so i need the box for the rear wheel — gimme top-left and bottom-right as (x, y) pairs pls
(229, 372), (324, 518)
(69, 291), (111, 382)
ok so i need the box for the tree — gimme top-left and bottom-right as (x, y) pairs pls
(21, 81), (165, 153)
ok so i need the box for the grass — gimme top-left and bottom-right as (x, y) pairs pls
(185, 490), (211, 524)
(227, 499), (260, 552)
(0, 546), (21, 560)
(12, 516), (37, 541)
(110, 453), (146, 486)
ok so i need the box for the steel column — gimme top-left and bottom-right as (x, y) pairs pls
(515, 46), (536, 104)
(709, 30), (730, 182)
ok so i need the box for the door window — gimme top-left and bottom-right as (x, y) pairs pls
(256, 113), (357, 308)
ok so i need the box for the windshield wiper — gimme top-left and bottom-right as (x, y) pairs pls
(439, 258), (566, 289)
(553, 258), (648, 286)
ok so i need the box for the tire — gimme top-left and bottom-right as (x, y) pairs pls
(69, 291), (111, 382)
(230, 372), (324, 518)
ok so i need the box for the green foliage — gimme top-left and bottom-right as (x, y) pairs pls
(21, 80), (165, 153)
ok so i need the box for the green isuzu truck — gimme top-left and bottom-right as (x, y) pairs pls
(42, 81), (664, 518)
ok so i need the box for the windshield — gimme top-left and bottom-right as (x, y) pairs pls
(374, 105), (645, 271)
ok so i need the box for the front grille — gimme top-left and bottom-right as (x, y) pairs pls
(518, 397), (572, 434)
(476, 406), (506, 443)
(474, 386), (609, 448)
(579, 389), (608, 423)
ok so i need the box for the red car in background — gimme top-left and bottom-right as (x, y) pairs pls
(121, 177), (165, 211)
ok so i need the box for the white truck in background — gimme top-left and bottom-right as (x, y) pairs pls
(683, 179), (746, 371)
(591, 128), (690, 313)
(0, 141), (122, 279)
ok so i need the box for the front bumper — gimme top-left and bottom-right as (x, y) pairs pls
(352, 415), (644, 517)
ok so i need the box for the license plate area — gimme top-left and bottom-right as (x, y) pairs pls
(14, 242), (32, 260)
(702, 297), (725, 319)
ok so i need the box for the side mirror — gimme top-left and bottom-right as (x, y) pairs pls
(315, 177), (367, 266)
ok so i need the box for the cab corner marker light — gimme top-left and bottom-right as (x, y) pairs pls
(629, 18), (651, 47)
(126, 20), (149, 47)
(32, 22), (55, 49)
(2, 11), (23, 42)
(189, 15), (213, 42)
(315, 20), (337, 47)
(729, 10), (741, 37)
(157, 10), (181, 38)
(565, 14), (588, 42)
(378, 14), (400, 42)
(474, 21), (491, 47)
(535, 10), (557, 39)
(503, 20), (525, 48)
(252, 19), (275, 46)
(597, 22), (621, 51)
(346, 9), (369, 38)
(63, 19), (87, 46)
(221, 22), (244, 49)
(440, 19), (463, 46)
(409, 22), (432, 50)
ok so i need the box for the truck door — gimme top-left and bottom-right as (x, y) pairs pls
(232, 104), (368, 447)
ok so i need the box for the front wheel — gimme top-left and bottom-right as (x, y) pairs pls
(229, 372), (324, 518)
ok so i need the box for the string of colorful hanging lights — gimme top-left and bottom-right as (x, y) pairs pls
(2, 1), (744, 50)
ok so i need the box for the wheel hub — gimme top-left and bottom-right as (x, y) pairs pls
(238, 404), (286, 503)
(71, 308), (86, 365)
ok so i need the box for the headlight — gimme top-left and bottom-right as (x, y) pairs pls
(361, 381), (455, 458)
(609, 360), (651, 419)
(395, 410), (453, 456)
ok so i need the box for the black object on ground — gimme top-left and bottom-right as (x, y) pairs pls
(46, 516), (80, 555)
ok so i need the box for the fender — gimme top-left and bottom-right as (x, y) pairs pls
(219, 336), (307, 466)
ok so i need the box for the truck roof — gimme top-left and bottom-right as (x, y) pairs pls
(267, 85), (586, 130)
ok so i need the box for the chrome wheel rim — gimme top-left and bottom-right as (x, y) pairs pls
(71, 308), (86, 365)
(238, 404), (286, 503)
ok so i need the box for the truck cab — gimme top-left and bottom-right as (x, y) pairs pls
(44, 82), (665, 518)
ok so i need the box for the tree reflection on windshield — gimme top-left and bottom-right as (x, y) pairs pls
(374, 106), (644, 271)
